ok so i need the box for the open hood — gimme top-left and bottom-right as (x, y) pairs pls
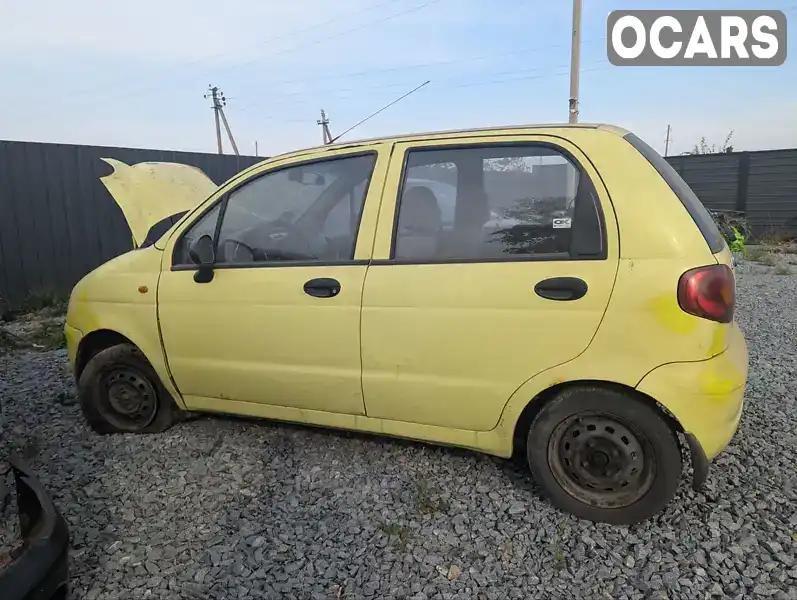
(100, 158), (218, 247)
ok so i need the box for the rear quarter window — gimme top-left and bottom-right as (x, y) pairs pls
(623, 133), (726, 254)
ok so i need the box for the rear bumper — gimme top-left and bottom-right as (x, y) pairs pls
(636, 323), (748, 462)
(0, 456), (69, 600)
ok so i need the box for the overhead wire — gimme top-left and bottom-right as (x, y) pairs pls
(54, 0), (449, 107)
(233, 37), (607, 89)
(231, 60), (612, 110)
(228, 62), (615, 121)
(63, 0), (408, 99)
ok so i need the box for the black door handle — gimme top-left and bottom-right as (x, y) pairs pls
(534, 277), (588, 301)
(303, 277), (341, 298)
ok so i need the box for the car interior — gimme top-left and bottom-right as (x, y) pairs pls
(394, 150), (581, 261)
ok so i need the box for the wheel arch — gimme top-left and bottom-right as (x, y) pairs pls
(75, 329), (135, 379)
(511, 379), (684, 460)
(74, 326), (185, 410)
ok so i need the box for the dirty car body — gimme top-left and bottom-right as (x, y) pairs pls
(1, 455), (69, 600)
(64, 123), (748, 525)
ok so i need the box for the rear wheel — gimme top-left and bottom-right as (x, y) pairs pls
(526, 386), (682, 524)
(78, 344), (175, 434)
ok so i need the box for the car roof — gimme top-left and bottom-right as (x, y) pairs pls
(268, 123), (630, 163)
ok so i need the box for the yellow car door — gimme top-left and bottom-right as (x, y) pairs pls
(361, 135), (620, 431)
(157, 145), (389, 415)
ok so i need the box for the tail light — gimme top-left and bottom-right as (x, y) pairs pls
(677, 264), (735, 323)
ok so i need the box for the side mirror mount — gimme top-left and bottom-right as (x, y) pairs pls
(189, 234), (215, 265)
(188, 234), (215, 283)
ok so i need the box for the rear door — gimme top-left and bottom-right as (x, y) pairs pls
(360, 135), (620, 431)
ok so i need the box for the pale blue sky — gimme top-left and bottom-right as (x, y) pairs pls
(2, 0), (795, 157)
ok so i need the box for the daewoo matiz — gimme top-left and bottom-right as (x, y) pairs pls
(65, 124), (748, 524)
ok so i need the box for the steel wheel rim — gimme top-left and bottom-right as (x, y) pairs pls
(99, 367), (158, 430)
(547, 412), (656, 508)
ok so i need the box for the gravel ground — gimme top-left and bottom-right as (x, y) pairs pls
(1, 259), (796, 600)
(0, 470), (21, 567)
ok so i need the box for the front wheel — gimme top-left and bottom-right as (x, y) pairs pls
(78, 343), (175, 434)
(526, 386), (682, 525)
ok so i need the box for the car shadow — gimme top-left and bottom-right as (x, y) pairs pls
(189, 410), (546, 500)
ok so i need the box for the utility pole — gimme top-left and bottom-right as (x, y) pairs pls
(318, 109), (333, 144)
(568, 0), (583, 124)
(204, 85), (239, 155)
(255, 141), (259, 157)
(664, 125), (672, 157)
(205, 85), (223, 154)
(219, 107), (239, 156)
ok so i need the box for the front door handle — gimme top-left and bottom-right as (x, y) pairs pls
(303, 277), (341, 298)
(534, 277), (588, 301)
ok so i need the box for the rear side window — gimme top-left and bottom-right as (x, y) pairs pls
(624, 133), (725, 253)
(393, 144), (605, 262)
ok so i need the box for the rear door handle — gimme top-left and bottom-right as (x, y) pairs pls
(534, 277), (588, 301)
(303, 277), (341, 298)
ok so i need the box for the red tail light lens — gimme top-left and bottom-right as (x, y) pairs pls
(677, 264), (735, 323)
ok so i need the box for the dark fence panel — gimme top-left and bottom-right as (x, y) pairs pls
(668, 153), (741, 213)
(746, 150), (797, 237)
(0, 140), (261, 309)
(665, 147), (797, 238)
(2, 139), (797, 309)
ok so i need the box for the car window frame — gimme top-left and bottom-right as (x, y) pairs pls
(383, 140), (608, 265)
(170, 150), (379, 271)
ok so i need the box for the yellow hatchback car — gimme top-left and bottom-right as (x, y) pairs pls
(65, 123), (747, 524)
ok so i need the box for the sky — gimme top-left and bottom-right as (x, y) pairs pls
(1, 0), (795, 157)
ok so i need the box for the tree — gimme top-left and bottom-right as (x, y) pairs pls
(484, 156), (532, 172)
(690, 130), (735, 154)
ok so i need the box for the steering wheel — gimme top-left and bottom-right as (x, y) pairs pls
(262, 220), (322, 259)
(221, 239), (267, 263)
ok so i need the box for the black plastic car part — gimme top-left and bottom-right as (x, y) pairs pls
(0, 454), (69, 600)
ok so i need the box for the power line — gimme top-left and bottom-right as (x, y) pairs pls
(40, 35), (605, 114)
(63, 0), (408, 100)
(53, 0), (449, 108)
(233, 37), (606, 90)
(19, 1), (797, 109)
(444, 65), (610, 89)
(229, 64), (614, 124)
(231, 60), (611, 111)
(229, 66), (616, 154)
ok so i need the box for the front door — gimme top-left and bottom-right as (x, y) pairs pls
(361, 136), (619, 431)
(157, 148), (386, 415)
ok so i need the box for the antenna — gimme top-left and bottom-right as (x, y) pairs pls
(329, 80), (430, 144)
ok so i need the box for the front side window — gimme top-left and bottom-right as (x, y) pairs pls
(393, 145), (603, 261)
(174, 204), (221, 264)
(175, 154), (375, 266)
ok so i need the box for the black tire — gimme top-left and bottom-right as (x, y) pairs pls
(526, 386), (682, 525)
(78, 343), (175, 434)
